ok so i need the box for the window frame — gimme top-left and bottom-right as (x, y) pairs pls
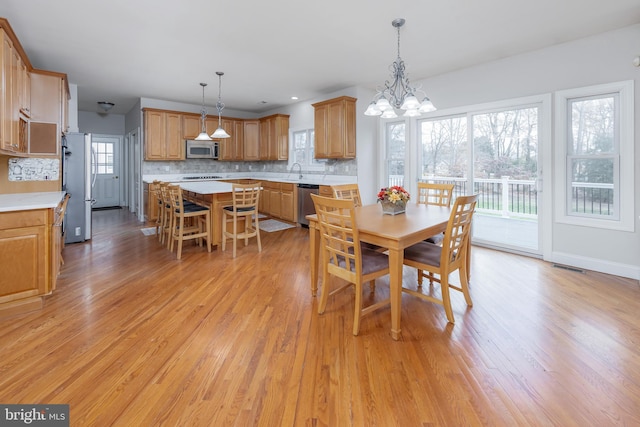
(554, 80), (634, 232)
(288, 128), (326, 172)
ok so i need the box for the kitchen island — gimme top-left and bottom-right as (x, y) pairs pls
(178, 181), (236, 249)
(0, 191), (67, 317)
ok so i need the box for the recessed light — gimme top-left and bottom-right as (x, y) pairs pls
(291, 96), (299, 100)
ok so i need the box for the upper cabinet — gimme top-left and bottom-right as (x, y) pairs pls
(144, 109), (184, 160)
(243, 120), (260, 161)
(313, 96), (356, 159)
(29, 71), (68, 156)
(259, 114), (289, 161)
(0, 18), (69, 157)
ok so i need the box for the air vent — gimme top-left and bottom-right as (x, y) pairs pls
(552, 264), (585, 273)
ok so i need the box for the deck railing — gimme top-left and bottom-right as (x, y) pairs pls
(390, 175), (613, 217)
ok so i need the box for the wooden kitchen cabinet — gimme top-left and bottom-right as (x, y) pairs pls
(259, 114), (289, 161)
(0, 200), (64, 317)
(280, 183), (296, 222)
(217, 119), (244, 161)
(182, 113), (201, 140)
(144, 109), (185, 160)
(258, 181), (296, 222)
(0, 29), (22, 155)
(313, 96), (356, 159)
(243, 119), (260, 161)
(30, 70), (68, 156)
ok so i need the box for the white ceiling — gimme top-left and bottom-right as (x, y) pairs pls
(1, 1), (639, 115)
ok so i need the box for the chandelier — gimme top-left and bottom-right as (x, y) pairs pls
(194, 83), (212, 140)
(364, 18), (436, 119)
(211, 71), (230, 139)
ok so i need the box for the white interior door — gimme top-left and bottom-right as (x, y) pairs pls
(92, 134), (122, 208)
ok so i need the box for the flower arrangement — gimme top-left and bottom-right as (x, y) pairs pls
(377, 186), (411, 205)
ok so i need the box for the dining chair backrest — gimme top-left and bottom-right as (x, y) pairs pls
(331, 183), (362, 207)
(441, 194), (478, 273)
(416, 182), (455, 207)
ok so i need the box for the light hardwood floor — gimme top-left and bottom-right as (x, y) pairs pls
(1, 208), (639, 426)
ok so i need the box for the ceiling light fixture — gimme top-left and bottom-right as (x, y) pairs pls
(364, 18), (436, 119)
(194, 83), (213, 141)
(210, 71), (230, 139)
(97, 101), (114, 113)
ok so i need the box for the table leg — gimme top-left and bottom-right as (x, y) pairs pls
(308, 223), (320, 296)
(387, 247), (403, 340)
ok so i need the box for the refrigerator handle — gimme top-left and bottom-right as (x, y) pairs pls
(91, 146), (98, 189)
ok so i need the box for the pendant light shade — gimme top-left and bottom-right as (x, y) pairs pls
(194, 83), (213, 141)
(211, 71), (230, 139)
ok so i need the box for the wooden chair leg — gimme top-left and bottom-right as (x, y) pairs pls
(441, 275), (455, 323)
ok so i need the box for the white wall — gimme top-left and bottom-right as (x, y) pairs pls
(406, 24), (640, 278)
(78, 111), (125, 135)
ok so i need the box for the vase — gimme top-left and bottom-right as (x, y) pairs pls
(381, 200), (406, 215)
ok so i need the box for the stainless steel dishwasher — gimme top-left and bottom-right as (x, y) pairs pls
(297, 183), (320, 227)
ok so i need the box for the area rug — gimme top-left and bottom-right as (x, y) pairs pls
(259, 219), (295, 233)
(140, 227), (156, 236)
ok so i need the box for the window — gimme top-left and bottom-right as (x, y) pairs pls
(386, 121), (405, 187)
(93, 141), (114, 174)
(290, 129), (325, 171)
(554, 81), (634, 231)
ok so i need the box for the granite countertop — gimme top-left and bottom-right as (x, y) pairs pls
(0, 191), (67, 213)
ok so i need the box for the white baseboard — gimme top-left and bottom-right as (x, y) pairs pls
(548, 251), (640, 280)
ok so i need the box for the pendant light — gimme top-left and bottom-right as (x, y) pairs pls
(211, 71), (230, 139)
(194, 83), (213, 141)
(364, 18), (436, 118)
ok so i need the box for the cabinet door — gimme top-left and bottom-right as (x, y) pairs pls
(1, 32), (15, 152)
(165, 112), (183, 160)
(275, 115), (289, 160)
(182, 114), (201, 140)
(243, 120), (260, 161)
(0, 225), (46, 302)
(144, 110), (166, 159)
(313, 104), (328, 158)
(269, 190), (282, 218)
(327, 101), (346, 157)
(280, 184), (295, 222)
(259, 119), (270, 160)
(233, 120), (244, 160)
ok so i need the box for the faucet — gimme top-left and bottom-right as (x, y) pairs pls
(291, 162), (303, 180)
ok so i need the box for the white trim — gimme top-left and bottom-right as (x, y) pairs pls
(553, 80), (635, 232)
(550, 251), (640, 280)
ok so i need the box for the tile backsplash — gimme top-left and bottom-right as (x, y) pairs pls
(142, 158), (357, 177)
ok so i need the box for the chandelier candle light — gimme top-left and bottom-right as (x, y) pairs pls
(195, 83), (212, 140)
(364, 18), (436, 119)
(211, 71), (230, 139)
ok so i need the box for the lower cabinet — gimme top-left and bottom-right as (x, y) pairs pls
(258, 181), (297, 222)
(0, 202), (63, 317)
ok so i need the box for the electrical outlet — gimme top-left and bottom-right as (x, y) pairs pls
(235, 165), (239, 170)
(75, 227), (81, 236)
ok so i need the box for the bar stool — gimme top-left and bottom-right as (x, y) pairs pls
(221, 182), (262, 258)
(168, 184), (211, 260)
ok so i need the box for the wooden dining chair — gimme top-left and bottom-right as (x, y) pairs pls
(402, 194), (478, 323)
(330, 183), (363, 207)
(221, 182), (262, 258)
(311, 194), (390, 335)
(416, 182), (456, 245)
(168, 184), (211, 260)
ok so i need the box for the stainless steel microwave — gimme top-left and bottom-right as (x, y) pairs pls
(186, 140), (218, 159)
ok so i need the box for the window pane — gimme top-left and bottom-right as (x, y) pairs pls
(386, 122), (405, 187)
(472, 108), (538, 180)
(420, 117), (467, 178)
(570, 96), (615, 154)
(570, 158), (614, 216)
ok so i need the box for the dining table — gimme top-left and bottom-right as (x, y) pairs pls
(307, 202), (452, 340)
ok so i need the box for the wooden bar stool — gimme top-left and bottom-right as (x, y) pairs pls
(168, 184), (211, 260)
(221, 182), (262, 258)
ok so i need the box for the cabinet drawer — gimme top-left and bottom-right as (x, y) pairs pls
(280, 183), (294, 192)
(0, 210), (47, 230)
(319, 186), (333, 197)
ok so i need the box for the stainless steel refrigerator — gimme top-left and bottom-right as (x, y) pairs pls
(63, 132), (96, 243)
